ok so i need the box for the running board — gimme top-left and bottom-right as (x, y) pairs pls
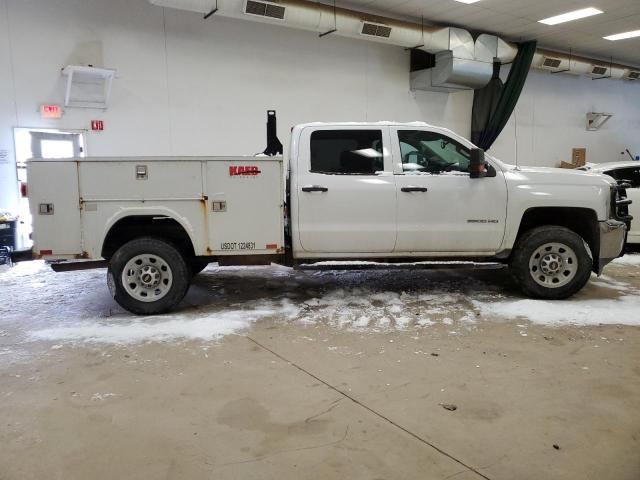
(50, 260), (108, 272)
(296, 261), (506, 271)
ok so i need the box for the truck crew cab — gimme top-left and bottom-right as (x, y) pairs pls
(21, 113), (629, 314)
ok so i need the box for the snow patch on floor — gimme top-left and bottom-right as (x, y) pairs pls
(612, 254), (640, 266)
(474, 295), (640, 326)
(296, 289), (476, 331)
(30, 299), (300, 345)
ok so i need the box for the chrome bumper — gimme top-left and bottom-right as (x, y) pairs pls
(598, 220), (626, 274)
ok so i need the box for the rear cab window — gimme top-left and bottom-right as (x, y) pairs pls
(310, 130), (384, 175)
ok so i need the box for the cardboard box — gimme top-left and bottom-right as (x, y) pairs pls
(559, 148), (587, 169)
(572, 148), (586, 167)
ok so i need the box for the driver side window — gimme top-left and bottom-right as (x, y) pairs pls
(398, 130), (471, 175)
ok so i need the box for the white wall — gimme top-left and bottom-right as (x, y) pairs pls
(490, 68), (640, 166)
(0, 0), (19, 211)
(0, 0), (639, 212)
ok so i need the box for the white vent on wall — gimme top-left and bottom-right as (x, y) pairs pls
(244, 0), (285, 20)
(360, 21), (392, 38)
(61, 65), (116, 109)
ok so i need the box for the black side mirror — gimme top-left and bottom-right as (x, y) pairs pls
(470, 148), (487, 179)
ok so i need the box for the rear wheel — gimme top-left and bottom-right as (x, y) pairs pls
(107, 237), (191, 315)
(510, 226), (592, 300)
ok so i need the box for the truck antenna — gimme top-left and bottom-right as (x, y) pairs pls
(263, 110), (283, 156)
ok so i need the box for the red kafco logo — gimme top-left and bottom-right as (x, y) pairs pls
(229, 166), (260, 177)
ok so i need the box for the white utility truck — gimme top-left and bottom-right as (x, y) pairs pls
(18, 112), (630, 314)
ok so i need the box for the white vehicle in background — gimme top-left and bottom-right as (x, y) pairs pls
(13, 112), (630, 314)
(578, 162), (639, 244)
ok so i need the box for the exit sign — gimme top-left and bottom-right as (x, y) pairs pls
(91, 120), (104, 131)
(40, 104), (62, 119)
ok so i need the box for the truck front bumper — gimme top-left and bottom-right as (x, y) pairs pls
(598, 220), (627, 274)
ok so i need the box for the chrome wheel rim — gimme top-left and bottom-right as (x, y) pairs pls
(529, 242), (578, 289)
(121, 254), (173, 302)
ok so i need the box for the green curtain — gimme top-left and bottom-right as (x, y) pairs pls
(471, 40), (537, 150)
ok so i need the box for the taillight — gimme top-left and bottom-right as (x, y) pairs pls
(20, 182), (28, 197)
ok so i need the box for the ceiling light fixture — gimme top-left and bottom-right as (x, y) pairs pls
(604, 30), (640, 41)
(539, 7), (603, 25)
(453, 0), (482, 4)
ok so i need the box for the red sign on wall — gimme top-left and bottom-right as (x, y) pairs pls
(91, 120), (104, 131)
(40, 104), (62, 119)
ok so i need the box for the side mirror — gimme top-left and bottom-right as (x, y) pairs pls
(470, 148), (486, 179)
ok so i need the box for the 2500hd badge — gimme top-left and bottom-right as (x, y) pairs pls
(220, 242), (256, 251)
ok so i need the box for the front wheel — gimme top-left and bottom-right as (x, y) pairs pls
(107, 237), (191, 315)
(510, 226), (593, 300)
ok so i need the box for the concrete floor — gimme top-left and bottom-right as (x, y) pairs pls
(1, 262), (639, 480)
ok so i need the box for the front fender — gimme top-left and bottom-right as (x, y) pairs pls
(500, 180), (610, 252)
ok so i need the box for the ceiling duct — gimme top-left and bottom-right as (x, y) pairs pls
(531, 50), (637, 81)
(409, 31), (496, 92)
(149, 0), (518, 59)
(148, 0), (638, 85)
(410, 50), (493, 93)
(148, 0), (517, 93)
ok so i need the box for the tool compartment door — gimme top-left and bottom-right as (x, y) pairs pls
(206, 158), (284, 255)
(27, 160), (82, 256)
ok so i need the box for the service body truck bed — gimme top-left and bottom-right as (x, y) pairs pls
(29, 157), (285, 261)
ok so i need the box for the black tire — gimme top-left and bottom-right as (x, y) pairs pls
(107, 237), (191, 315)
(510, 226), (592, 300)
(190, 259), (210, 277)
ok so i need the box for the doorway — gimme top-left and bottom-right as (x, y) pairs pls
(13, 128), (87, 249)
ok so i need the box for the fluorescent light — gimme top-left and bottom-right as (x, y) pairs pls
(604, 30), (640, 41)
(539, 7), (603, 25)
(453, 0), (482, 3)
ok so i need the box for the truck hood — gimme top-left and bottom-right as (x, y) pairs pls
(498, 163), (616, 188)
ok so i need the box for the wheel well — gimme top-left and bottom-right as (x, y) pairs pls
(516, 207), (600, 270)
(101, 216), (196, 260)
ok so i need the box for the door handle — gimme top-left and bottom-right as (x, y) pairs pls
(401, 186), (429, 193)
(302, 185), (329, 193)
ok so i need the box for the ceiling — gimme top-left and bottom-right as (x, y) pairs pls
(339, 0), (640, 66)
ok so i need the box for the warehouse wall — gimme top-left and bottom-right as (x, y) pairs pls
(492, 68), (640, 166)
(0, 0), (18, 211)
(1, 0), (639, 212)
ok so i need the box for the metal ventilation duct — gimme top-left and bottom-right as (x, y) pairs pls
(148, 0), (517, 90)
(531, 50), (638, 81)
(148, 0), (638, 85)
